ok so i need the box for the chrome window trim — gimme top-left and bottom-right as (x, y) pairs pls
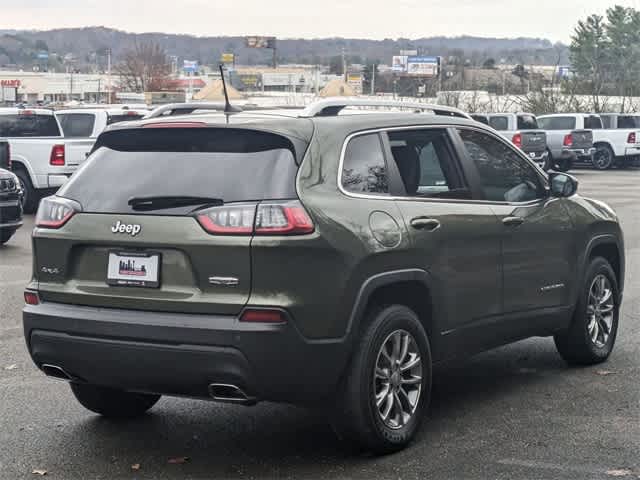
(337, 124), (549, 207)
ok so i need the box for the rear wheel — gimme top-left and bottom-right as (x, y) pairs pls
(554, 157), (572, 172)
(554, 257), (619, 365)
(330, 305), (432, 454)
(70, 383), (161, 418)
(14, 168), (38, 214)
(593, 145), (614, 170)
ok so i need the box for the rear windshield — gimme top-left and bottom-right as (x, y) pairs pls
(59, 128), (301, 215)
(488, 116), (509, 131)
(617, 116), (640, 129)
(537, 116), (576, 130)
(57, 113), (96, 137)
(107, 114), (145, 125)
(517, 115), (539, 130)
(0, 113), (61, 137)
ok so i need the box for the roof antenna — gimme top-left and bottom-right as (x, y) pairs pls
(219, 64), (242, 114)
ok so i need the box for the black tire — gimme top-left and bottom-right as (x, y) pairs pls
(593, 145), (614, 170)
(554, 257), (619, 366)
(14, 168), (39, 214)
(70, 383), (160, 419)
(330, 305), (432, 455)
(0, 229), (15, 245)
(554, 156), (573, 172)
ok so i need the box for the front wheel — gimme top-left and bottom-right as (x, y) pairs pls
(330, 305), (432, 454)
(554, 156), (573, 172)
(554, 257), (619, 365)
(70, 383), (161, 419)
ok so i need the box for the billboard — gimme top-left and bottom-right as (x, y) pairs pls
(347, 74), (363, 95)
(392, 56), (408, 73)
(406, 56), (440, 77)
(183, 60), (198, 73)
(246, 36), (276, 49)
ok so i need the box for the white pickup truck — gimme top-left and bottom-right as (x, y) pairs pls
(0, 107), (149, 212)
(538, 113), (640, 170)
(598, 113), (640, 168)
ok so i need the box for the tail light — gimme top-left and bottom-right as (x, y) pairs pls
(240, 309), (286, 324)
(35, 196), (80, 228)
(512, 133), (522, 149)
(563, 134), (573, 147)
(196, 200), (314, 236)
(24, 290), (40, 305)
(49, 144), (65, 166)
(628, 132), (637, 144)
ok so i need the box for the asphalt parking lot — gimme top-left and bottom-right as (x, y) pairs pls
(1, 169), (639, 480)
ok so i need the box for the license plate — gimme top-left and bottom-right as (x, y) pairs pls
(107, 251), (160, 288)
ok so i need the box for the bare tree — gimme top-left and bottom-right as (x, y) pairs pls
(117, 42), (172, 93)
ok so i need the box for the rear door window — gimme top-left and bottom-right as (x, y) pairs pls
(0, 113), (61, 137)
(517, 115), (539, 130)
(107, 114), (145, 124)
(59, 128), (303, 215)
(472, 115), (490, 125)
(584, 116), (603, 129)
(342, 133), (389, 195)
(386, 128), (467, 198)
(488, 116), (509, 131)
(57, 113), (96, 137)
(537, 116), (576, 130)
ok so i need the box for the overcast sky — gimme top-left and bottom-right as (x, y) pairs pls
(3, 0), (640, 43)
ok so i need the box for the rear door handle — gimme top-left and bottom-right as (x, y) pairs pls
(410, 217), (441, 231)
(502, 216), (524, 227)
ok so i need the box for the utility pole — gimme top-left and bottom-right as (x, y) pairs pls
(342, 47), (347, 82)
(371, 64), (376, 95)
(69, 68), (73, 101)
(107, 48), (112, 104)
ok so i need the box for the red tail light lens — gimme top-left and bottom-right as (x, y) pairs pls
(240, 309), (286, 324)
(563, 134), (573, 147)
(512, 133), (522, 149)
(24, 291), (40, 305)
(255, 201), (315, 235)
(35, 196), (80, 228)
(196, 203), (257, 235)
(49, 144), (65, 166)
(196, 200), (314, 236)
(628, 132), (637, 144)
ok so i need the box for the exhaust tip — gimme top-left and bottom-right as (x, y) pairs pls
(208, 383), (256, 405)
(41, 364), (73, 382)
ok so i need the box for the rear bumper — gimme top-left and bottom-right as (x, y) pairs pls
(522, 150), (548, 161)
(624, 147), (640, 157)
(561, 147), (595, 161)
(23, 301), (349, 404)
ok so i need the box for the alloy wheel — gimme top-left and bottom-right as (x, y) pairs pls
(373, 330), (422, 429)
(587, 274), (615, 348)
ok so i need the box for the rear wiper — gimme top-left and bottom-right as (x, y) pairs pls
(128, 196), (223, 211)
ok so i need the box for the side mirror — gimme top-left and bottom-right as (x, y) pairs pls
(549, 172), (578, 198)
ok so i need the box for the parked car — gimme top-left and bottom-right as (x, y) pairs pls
(472, 113), (549, 169)
(0, 108), (95, 213)
(0, 167), (23, 244)
(24, 99), (625, 454)
(537, 114), (598, 171)
(597, 113), (640, 168)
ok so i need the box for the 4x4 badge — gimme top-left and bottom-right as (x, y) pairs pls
(111, 220), (142, 236)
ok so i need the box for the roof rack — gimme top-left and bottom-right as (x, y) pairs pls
(145, 102), (234, 119)
(299, 99), (472, 120)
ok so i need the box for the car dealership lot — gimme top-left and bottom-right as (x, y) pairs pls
(1, 169), (639, 479)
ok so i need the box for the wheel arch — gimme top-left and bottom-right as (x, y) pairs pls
(346, 269), (443, 359)
(582, 234), (624, 301)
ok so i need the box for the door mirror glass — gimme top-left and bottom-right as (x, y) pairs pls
(550, 172), (578, 198)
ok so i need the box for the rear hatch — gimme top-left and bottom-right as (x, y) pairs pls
(570, 130), (593, 149)
(33, 125), (309, 315)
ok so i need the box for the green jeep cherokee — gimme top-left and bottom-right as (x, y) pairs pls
(23, 100), (625, 454)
